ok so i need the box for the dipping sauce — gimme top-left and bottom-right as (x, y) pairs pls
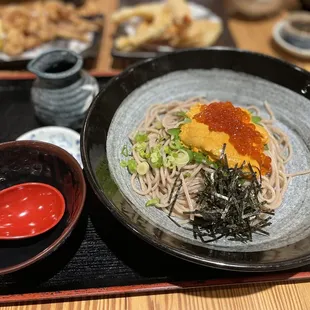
(0, 183), (65, 239)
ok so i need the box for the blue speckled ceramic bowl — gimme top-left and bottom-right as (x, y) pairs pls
(81, 48), (310, 272)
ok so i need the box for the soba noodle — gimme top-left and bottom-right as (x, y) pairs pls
(125, 98), (310, 220)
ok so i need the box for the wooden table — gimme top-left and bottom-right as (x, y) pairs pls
(3, 2), (310, 310)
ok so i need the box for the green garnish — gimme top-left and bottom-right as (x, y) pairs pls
(167, 128), (181, 138)
(136, 162), (149, 175)
(183, 117), (192, 123)
(175, 111), (187, 118)
(127, 159), (137, 174)
(192, 152), (205, 163)
(135, 142), (149, 159)
(164, 146), (172, 154)
(146, 198), (160, 207)
(170, 139), (182, 150)
(175, 150), (190, 168)
(149, 146), (163, 168)
(264, 144), (269, 151)
(182, 148), (193, 162)
(121, 145), (129, 157)
(175, 111), (191, 123)
(120, 160), (128, 167)
(120, 158), (137, 174)
(134, 132), (148, 143)
(251, 116), (262, 125)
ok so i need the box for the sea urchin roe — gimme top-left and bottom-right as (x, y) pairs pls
(193, 101), (271, 174)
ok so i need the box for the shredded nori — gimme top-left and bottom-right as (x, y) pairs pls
(170, 144), (274, 243)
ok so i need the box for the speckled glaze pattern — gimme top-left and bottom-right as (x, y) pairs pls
(106, 69), (310, 252)
(28, 49), (99, 129)
(81, 48), (310, 271)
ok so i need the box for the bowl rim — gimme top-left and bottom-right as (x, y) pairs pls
(273, 20), (310, 59)
(0, 140), (86, 275)
(81, 47), (310, 272)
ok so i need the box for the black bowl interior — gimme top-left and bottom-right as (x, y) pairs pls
(0, 141), (86, 274)
(81, 47), (310, 272)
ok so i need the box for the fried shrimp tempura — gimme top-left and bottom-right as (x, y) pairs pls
(111, 3), (164, 25)
(166, 0), (192, 27)
(115, 6), (173, 52)
(170, 19), (222, 48)
(111, 0), (223, 52)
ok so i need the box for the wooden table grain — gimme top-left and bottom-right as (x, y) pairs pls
(2, 1), (310, 309)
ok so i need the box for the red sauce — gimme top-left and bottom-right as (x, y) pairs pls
(193, 101), (271, 175)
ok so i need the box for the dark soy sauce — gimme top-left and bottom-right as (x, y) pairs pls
(45, 61), (75, 73)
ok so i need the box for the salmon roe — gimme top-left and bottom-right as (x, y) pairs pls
(193, 101), (271, 175)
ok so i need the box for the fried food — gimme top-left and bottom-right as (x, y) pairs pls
(112, 0), (223, 52)
(3, 29), (25, 56)
(171, 19), (223, 48)
(115, 6), (174, 52)
(2, 6), (30, 32)
(0, 0), (103, 57)
(24, 35), (42, 50)
(111, 3), (164, 25)
(167, 0), (192, 27)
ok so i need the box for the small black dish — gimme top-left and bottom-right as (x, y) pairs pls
(0, 140), (86, 275)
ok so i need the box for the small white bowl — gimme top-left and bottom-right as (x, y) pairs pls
(16, 126), (82, 167)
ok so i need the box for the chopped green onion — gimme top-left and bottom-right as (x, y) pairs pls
(174, 111), (191, 123)
(121, 145), (129, 157)
(146, 198), (160, 207)
(264, 144), (269, 151)
(183, 117), (191, 124)
(134, 132), (148, 143)
(149, 147), (163, 168)
(120, 160), (128, 167)
(167, 128), (181, 138)
(127, 159), (137, 174)
(182, 148), (193, 162)
(251, 116), (262, 125)
(137, 162), (149, 175)
(164, 146), (172, 154)
(174, 111), (188, 118)
(164, 155), (176, 169)
(135, 142), (149, 159)
(170, 139), (182, 150)
(193, 152), (205, 163)
(175, 150), (190, 168)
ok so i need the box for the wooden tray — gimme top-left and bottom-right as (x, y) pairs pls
(0, 74), (310, 304)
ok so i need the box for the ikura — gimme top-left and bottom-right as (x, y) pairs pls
(193, 101), (271, 175)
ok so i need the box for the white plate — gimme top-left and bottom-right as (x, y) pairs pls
(273, 20), (310, 59)
(16, 126), (82, 168)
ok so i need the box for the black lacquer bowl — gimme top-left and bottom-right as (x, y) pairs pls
(81, 47), (310, 272)
(0, 141), (86, 275)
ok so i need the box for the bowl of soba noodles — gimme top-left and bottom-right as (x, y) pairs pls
(81, 47), (310, 271)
